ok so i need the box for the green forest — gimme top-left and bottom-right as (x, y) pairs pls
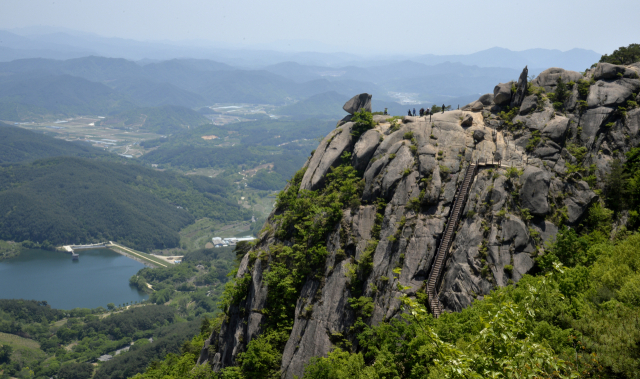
(0, 73), (136, 118)
(0, 156), (250, 251)
(0, 299), (199, 379)
(0, 123), (107, 164)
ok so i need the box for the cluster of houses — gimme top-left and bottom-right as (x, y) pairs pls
(211, 236), (255, 248)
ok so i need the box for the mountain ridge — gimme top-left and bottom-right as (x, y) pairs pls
(200, 60), (640, 377)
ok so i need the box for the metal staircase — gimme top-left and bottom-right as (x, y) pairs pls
(426, 162), (479, 318)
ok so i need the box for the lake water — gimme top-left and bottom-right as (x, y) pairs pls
(0, 248), (148, 310)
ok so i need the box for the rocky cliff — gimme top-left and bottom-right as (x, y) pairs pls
(199, 62), (640, 378)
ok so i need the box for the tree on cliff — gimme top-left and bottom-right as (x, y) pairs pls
(600, 43), (640, 65)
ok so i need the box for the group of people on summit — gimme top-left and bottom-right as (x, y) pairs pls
(406, 104), (446, 119)
(382, 104), (448, 120)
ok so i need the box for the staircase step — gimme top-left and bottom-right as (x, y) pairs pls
(427, 164), (478, 317)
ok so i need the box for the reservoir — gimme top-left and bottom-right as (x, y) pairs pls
(0, 248), (148, 310)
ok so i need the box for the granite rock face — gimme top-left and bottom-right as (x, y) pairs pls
(542, 116), (570, 144)
(200, 65), (640, 378)
(352, 129), (382, 171)
(300, 122), (355, 191)
(532, 67), (582, 91)
(594, 62), (639, 80)
(519, 166), (550, 216)
(586, 79), (640, 108)
(519, 95), (538, 115)
(478, 93), (495, 105)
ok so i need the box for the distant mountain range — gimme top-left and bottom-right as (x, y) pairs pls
(412, 47), (600, 72)
(0, 28), (604, 121)
(1, 28), (601, 71)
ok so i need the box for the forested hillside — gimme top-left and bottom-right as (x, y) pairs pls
(0, 72), (135, 118)
(0, 123), (105, 163)
(0, 157), (250, 251)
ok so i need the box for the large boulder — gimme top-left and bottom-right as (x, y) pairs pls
(343, 93), (372, 114)
(586, 79), (640, 108)
(532, 68), (582, 92)
(563, 180), (597, 224)
(534, 141), (562, 161)
(462, 94), (494, 111)
(478, 93), (494, 105)
(470, 101), (484, 111)
(579, 107), (614, 143)
(462, 113), (474, 126)
(519, 166), (551, 216)
(593, 62), (638, 80)
(531, 220), (559, 245)
(493, 82), (513, 106)
(541, 116), (570, 143)
(501, 217), (529, 251)
(519, 95), (537, 115)
(510, 66), (529, 108)
(472, 130), (485, 142)
(512, 253), (535, 282)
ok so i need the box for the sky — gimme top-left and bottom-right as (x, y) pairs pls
(1, 0), (637, 55)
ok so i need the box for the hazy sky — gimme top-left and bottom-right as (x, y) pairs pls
(1, 0), (637, 55)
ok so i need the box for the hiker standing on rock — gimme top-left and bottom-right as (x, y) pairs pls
(426, 108), (431, 121)
(408, 109), (412, 116)
(442, 104), (445, 113)
(413, 108), (416, 116)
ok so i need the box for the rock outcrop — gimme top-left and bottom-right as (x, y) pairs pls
(343, 93), (372, 114)
(510, 66), (528, 108)
(532, 67), (582, 92)
(586, 78), (640, 108)
(200, 64), (640, 378)
(493, 81), (513, 105)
